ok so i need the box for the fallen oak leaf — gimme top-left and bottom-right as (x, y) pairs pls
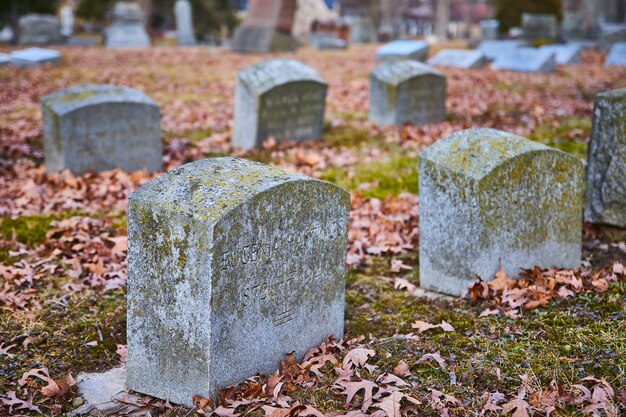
(41, 373), (76, 397)
(0, 391), (42, 414)
(418, 352), (447, 370)
(343, 348), (376, 368)
(335, 379), (379, 412)
(411, 320), (455, 333)
(392, 360), (411, 377)
(262, 404), (306, 417)
(393, 277), (417, 293)
(502, 398), (531, 417)
(18, 367), (50, 386)
(374, 390), (404, 417)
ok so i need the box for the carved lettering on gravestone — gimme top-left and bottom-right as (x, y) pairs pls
(41, 84), (162, 175)
(232, 59), (327, 149)
(127, 158), (349, 405)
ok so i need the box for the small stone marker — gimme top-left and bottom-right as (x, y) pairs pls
(105, 2), (151, 48)
(419, 128), (583, 296)
(41, 84), (161, 175)
(539, 44), (581, 65)
(347, 15), (376, 43)
(369, 60), (446, 126)
(375, 40), (429, 62)
(605, 42), (626, 67)
(310, 33), (347, 49)
(491, 47), (556, 73)
(0, 53), (10, 66)
(175, 0), (196, 46)
(427, 49), (486, 69)
(60, 5), (74, 38)
(18, 14), (62, 45)
(584, 88), (626, 228)
(522, 13), (557, 41)
(127, 157), (349, 404)
(480, 19), (499, 40)
(232, 58), (327, 149)
(10, 47), (60, 67)
(231, 0), (298, 53)
(476, 39), (526, 61)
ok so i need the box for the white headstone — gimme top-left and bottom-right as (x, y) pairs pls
(605, 42), (626, 67)
(427, 49), (487, 68)
(491, 47), (557, 73)
(60, 5), (74, 38)
(476, 39), (527, 61)
(105, 2), (151, 48)
(539, 44), (581, 64)
(174, 0), (196, 46)
(375, 40), (429, 62)
(10, 47), (60, 67)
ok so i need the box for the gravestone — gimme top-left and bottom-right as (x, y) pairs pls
(419, 128), (584, 296)
(476, 39), (527, 61)
(600, 23), (626, 51)
(480, 19), (499, 40)
(0, 53), (10, 66)
(346, 15), (376, 43)
(18, 14), (62, 45)
(231, 0), (298, 53)
(175, 0), (196, 46)
(375, 40), (429, 62)
(10, 48), (60, 67)
(605, 42), (626, 66)
(491, 47), (556, 73)
(310, 33), (347, 49)
(427, 49), (487, 69)
(522, 13), (558, 41)
(105, 2), (151, 48)
(369, 60), (446, 126)
(584, 89), (626, 228)
(127, 157), (349, 405)
(539, 44), (581, 64)
(41, 84), (161, 174)
(60, 5), (74, 38)
(232, 59), (327, 149)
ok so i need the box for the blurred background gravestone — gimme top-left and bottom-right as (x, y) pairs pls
(105, 2), (151, 48)
(230, 0), (298, 52)
(174, 0), (196, 46)
(18, 14), (62, 45)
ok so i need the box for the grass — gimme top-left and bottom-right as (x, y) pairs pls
(528, 115), (591, 159)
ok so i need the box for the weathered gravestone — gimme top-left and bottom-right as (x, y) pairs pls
(346, 15), (377, 43)
(491, 47), (556, 73)
(605, 42), (626, 66)
(10, 48), (61, 67)
(600, 24), (626, 51)
(60, 5), (74, 38)
(584, 89), (626, 228)
(480, 19), (499, 40)
(18, 14), (62, 45)
(419, 128), (583, 296)
(175, 0), (196, 46)
(231, 0), (298, 52)
(105, 2), (151, 48)
(522, 13), (558, 41)
(427, 49), (487, 69)
(310, 33), (347, 49)
(232, 59), (327, 149)
(127, 157), (349, 404)
(539, 44), (581, 64)
(375, 40), (429, 62)
(41, 84), (161, 174)
(476, 39), (527, 61)
(0, 53), (11, 66)
(369, 60), (446, 126)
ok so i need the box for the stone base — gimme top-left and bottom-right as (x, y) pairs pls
(231, 26), (298, 53)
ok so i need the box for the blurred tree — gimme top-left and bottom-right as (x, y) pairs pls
(494, 0), (562, 34)
(75, 0), (115, 22)
(151, 0), (238, 41)
(0, 0), (58, 44)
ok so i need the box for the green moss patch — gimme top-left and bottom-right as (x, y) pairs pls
(528, 116), (591, 159)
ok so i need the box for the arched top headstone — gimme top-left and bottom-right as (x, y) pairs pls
(420, 128), (578, 182)
(370, 60), (443, 86)
(130, 157), (346, 223)
(42, 84), (157, 116)
(237, 58), (325, 95)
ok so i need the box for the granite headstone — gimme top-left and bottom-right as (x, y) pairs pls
(419, 128), (584, 296)
(605, 42), (626, 66)
(375, 40), (429, 62)
(18, 14), (62, 45)
(476, 39), (527, 61)
(480, 19), (499, 40)
(369, 60), (446, 125)
(231, 0), (298, 53)
(427, 49), (487, 68)
(539, 44), (581, 64)
(175, 0), (196, 46)
(491, 47), (557, 73)
(522, 13), (558, 41)
(127, 157), (349, 404)
(41, 84), (162, 174)
(105, 2), (151, 48)
(584, 89), (626, 228)
(232, 59), (327, 149)
(10, 48), (60, 67)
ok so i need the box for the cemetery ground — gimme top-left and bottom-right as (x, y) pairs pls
(1, 45), (626, 416)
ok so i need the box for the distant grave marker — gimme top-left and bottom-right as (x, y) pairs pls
(480, 19), (499, 40)
(232, 58), (327, 149)
(231, 0), (298, 52)
(375, 40), (429, 62)
(476, 39), (526, 61)
(18, 14), (62, 45)
(427, 49), (486, 69)
(174, 0), (196, 46)
(585, 88), (626, 228)
(10, 47), (60, 67)
(605, 42), (626, 67)
(105, 2), (151, 48)
(491, 47), (556, 73)
(369, 60), (446, 125)
(522, 13), (558, 41)
(127, 157), (349, 405)
(419, 128), (583, 296)
(539, 44), (581, 65)
(41, 84), (162, 174)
